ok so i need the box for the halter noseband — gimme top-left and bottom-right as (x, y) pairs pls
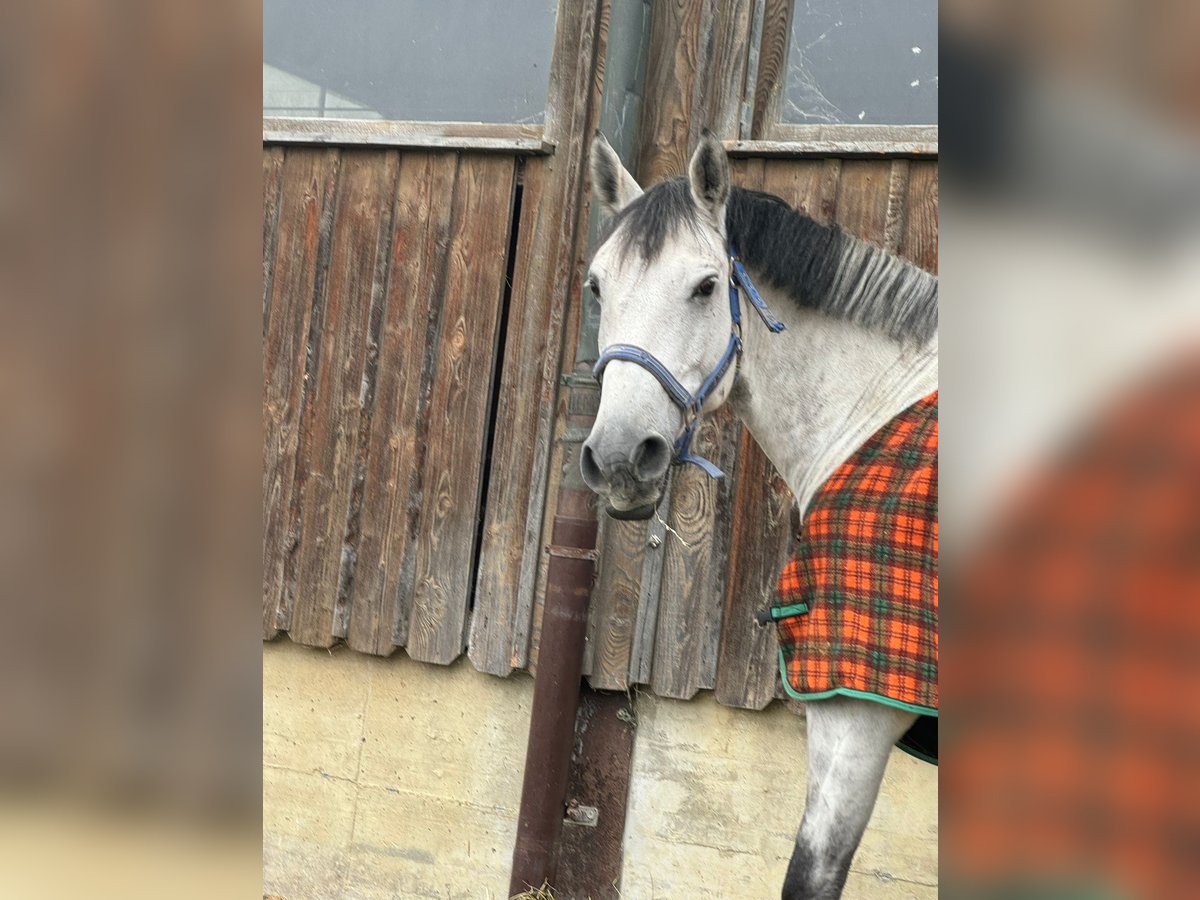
(592, 243), (785, 478)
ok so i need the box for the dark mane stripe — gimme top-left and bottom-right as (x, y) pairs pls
(602, 177), (938, 344)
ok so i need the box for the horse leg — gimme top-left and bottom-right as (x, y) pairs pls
(782, 697), (916, 900)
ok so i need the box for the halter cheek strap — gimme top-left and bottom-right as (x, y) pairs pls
(592, 242), (784, 479)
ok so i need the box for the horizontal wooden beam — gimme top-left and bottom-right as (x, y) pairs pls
(725, 138), (938, 158)
(262, 118), (555, 153)
(728, 124), (937, 158)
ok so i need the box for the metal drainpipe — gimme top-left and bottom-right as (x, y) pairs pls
(509, 376), (600, 895)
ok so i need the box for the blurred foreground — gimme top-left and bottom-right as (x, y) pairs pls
(0, 1), (262, 897)
(942, 1), (1200, 897)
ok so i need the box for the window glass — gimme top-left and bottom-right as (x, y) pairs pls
(782, 0), (937, 126)
(263, 0), (558, 123)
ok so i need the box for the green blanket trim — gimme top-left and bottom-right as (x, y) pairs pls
(767, 602), (809, 619)
(776, 648), (938, 718)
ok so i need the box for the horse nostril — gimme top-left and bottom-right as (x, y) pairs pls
(580, 441), (605, 490)
(633, 434), (671, 480)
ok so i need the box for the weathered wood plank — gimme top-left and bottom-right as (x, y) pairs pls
(753, 157), (822, 217)
(505, 0), (608, 677)
(260, 146), (285, 639)
(650, 406), (739, 699)
(346, 152), (459, 655)
(335, 151), (402, 639)
(262, 147), (285, 340)
(524, 364), (572, 676)
(637, 0), (704, 185)
(586, 514), (648, 689)
(899, 161), (939, 274)
(693, 0), (755, 140)
(638, 0), (755, 182)
(405, 154), (517, 665)
(714, 426), (793, 709)
(264, 119), (552, 153)
(468, 162), (560, 675)
(699, 420), (749, 686)
(726, 135), (939, 158)
(263, 148), (340, 638)
(750, 0), (791, 139)
(884, 160), (912, 254)
(833, 160), (892, 243)
(816, 159), (843, 224)
(289, 150), (399, 647)
(625, 478), (672, 687)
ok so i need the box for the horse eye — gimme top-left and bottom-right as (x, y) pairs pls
(695, 276), (717, 298)
(588, 278), (601, 301)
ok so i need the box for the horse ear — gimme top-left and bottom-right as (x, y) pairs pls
(590, 132), (642, 218)
(687, 129), (730, 227)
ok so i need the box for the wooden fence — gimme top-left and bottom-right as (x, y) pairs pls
(263, 0), (606, 667)
(262, 0), (938, 713)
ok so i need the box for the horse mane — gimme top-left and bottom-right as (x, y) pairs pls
(602, 177), (938, 345)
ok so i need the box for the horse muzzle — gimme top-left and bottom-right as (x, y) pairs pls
(580, 431), (670, 520)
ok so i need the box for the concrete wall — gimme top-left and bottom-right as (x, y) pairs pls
(264, 641), (530, 899)
(263, 640), (937, 899)
(622, 694), (937, 898)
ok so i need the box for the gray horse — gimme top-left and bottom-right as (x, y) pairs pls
(581, 131), (937, 899)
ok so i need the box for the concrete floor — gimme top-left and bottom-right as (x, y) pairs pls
(263, 640), (937, 899)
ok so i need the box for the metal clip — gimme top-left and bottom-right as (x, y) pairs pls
(565, 799), (599, 827)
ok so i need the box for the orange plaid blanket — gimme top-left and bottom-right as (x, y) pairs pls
(946, 358), (1200, 897)
(771, 392), (938, 760)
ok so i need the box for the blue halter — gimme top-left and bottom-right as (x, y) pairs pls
(592, 243), (785, 478)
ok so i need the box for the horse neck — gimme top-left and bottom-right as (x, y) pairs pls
(731, 282), (938, 513)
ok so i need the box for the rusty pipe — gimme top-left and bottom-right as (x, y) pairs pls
(509, 488), (597, 894)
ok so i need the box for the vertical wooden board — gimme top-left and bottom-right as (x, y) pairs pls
(899, 161), (939, 274)
(586, 513), (649, 691)
(714, 426), (793, 709)
(345, 152), (459, 655)
(649, 405), (739, 699)
(625, 478), (672, 687)
(263, 147), (339, 639)
(758, 158), (827, 219)
(816, 158), (843, 224)
(509, 0), (610, 677)
(730, 156), (764, 196)
(260, 146), (285, 639)
(883, 160), (912, 255)
(468, 162), (565, 676)
(693, 0), (755, 140)
(288, 150), (400, 647)
(524, 365), (572, 676)
(405, 154), (517, 665)
(637, 0), (754, 182)
(262, 147), (285, 341)
(750, 0), (792, 139)
(637, 0), (705, 185)
(833, 160), (892, 244)
(336, 151), (402, 640)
